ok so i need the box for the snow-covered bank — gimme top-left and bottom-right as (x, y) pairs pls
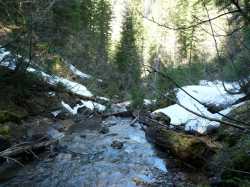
(0, 48), (93, 97)
(37, 70), (93, 97)
(154, 80), (245, 133)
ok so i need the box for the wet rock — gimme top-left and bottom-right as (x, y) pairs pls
(60, 119), (75, 131)
(111, 140), (123, 149)
(56, 111), (71, 120)
(205, 125), (219, 135)
(52, 123), (64, 131)
(0, 135), (10, 152)
(152, 112), (171, 124)
(132, 177), (148, 186)
(47, 128), (64, 140)
(80, 134), (86, 138)
(56, 153), (72, 161)
(26, 130), (44, 141)
(111, 101), (130, 113)
(206, 103), (226, 114)
(99, 126), (109, 134)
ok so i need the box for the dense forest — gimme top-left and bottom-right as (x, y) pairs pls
(0, 0), (249, 186)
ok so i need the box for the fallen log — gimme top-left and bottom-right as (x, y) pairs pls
(0, 139), (57, 158)
(102, 111), (134, 119)
(146, 125), (220, 167)
(138, 113), (220, 167)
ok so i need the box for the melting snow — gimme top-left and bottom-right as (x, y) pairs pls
(80, 100), (106, 112)
(51, 110), (62, 117)
(67, 63), (91, 79)
(96, 96), (110, 102)
(154, 81), (245, 133)
(62, 100), (106, 115)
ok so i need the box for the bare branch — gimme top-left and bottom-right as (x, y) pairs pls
(141, 10), (240, 31)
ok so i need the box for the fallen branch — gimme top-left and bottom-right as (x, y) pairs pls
(129, 117), (138, 126)
(102, 111), (134, 119)
(0, 139), (56, 158)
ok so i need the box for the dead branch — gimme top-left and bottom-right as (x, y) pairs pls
(102, 111), (134, 119)
(140, 9), (240, 31)
(0, 139), (56, 158)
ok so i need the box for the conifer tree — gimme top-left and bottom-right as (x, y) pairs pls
(114, 10), (141, 93)
(113, 9), (145, 107)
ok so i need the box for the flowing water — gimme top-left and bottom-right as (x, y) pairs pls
(0, 116), (172, 187)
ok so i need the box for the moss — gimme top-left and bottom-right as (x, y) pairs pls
(150, 127), (214, 166)
(211, 135), (250, 184)
(209, 101), (250, 185)
(0, 109), (28, 123)
(0, 125), (10, 137)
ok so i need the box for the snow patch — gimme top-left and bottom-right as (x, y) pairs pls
(51, 110), (62, 117)
(67, 63), (91, 79)
(96, 96), (110, 102)
(81, 100), (106, 112)
(62, 100), (106, 115)
(0, 48), (93, 97)
(154, 81), (245, 133)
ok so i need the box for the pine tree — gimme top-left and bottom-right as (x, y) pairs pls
(113, 9), (145, 108)
(95, 0), (112, 64)
(114, 10), (141, 93)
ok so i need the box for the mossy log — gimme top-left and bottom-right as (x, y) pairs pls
(146, 125), (219, 166)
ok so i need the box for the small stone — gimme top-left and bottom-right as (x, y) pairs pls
(111, 140), (123, 149)
(80, 134), (86, 138)
(99, 127), (109, 134)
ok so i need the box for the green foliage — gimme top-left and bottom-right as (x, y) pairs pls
(219, 26), (250, 81)
(156, 62), (206, 92)
(0, 0), (26, 26)
(209, 102), (250, 186)
(129, 87), (145, 110)
(173, 0), (204, 62)
(52, 0), (81, 34)
(0, 125), (10, 137)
